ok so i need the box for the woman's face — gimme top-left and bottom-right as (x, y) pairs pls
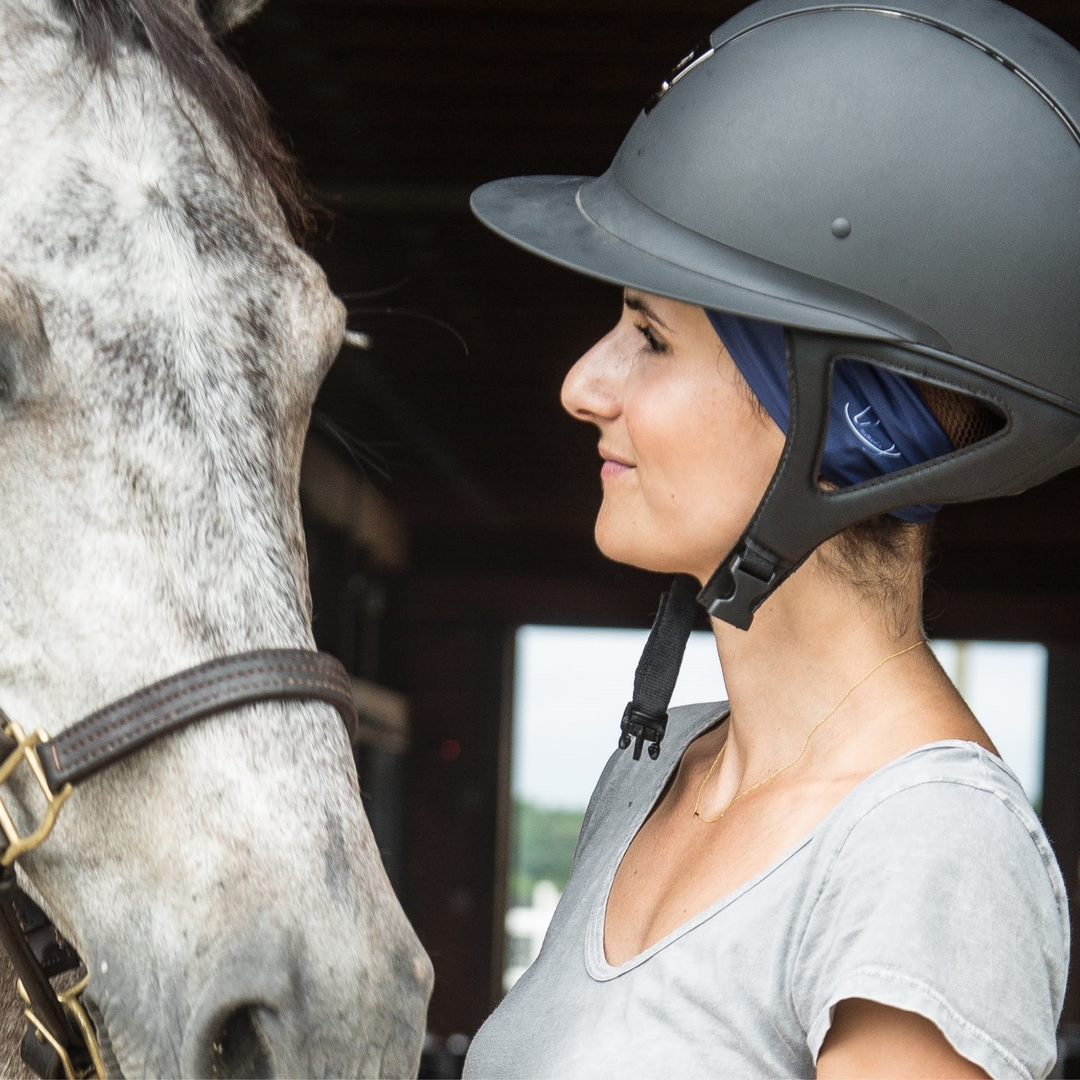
(561, 291), (786, 583)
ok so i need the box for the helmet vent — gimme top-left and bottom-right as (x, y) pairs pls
(914, 381), (1004, 450)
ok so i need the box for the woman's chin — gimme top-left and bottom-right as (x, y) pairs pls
(593, 520), (689, 578)
(593, 515), (737, 583)
(595, 520), (652, 572)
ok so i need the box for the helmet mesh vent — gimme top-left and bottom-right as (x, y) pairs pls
(914, 381), (1004, 450)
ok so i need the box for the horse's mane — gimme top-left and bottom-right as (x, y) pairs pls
(55, 0), (309, 239)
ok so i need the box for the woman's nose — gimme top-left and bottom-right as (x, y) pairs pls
(561, 331), (622, 424)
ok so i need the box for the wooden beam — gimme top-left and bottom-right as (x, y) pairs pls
(351, 677), (410, 753)
(300, 435), (408, 570)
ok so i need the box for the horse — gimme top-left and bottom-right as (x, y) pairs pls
(0, 0), (432, 1075)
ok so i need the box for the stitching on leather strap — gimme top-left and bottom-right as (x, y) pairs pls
(56, 676), (349, 772)
(50, 653), (354, 775)
(56, 654), (340, 747)
(72, 653), (334, 729)
(55, 677), (349, 771)
(58, 669), (346, 756)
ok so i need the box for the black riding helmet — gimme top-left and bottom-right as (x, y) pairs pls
(471, 0), (1080, 758)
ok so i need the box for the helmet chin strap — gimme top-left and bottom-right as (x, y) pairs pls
(621, 329), (1080, 759)
(619, 574), (700, 761)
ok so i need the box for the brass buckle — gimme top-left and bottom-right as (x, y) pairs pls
(17, 975), (106, 1080)
(0, 723), (73, 867)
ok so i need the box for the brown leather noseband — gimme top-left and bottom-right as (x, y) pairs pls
(0, 649), (359, 1079)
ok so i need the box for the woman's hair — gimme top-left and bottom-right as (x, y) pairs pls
(818, 515), (930, 636)
(820, 383), (1002, 633)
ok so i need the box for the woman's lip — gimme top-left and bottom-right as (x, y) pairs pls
(601, 459), (634, 480)
(598, 446), (633, 466)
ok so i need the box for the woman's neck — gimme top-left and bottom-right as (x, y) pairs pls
(706, 550), (958, 796)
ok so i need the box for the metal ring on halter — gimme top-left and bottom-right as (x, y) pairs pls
(18, 975), (106, 1080)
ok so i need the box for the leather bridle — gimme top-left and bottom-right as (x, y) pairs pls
(0, 649), (359, 1079)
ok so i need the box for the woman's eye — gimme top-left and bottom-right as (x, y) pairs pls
(634, 322), (668, 354)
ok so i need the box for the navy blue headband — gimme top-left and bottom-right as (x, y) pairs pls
(705, 310), (953, 523)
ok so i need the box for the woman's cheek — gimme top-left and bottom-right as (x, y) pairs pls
(626, 376), (722, 499)
(610, 363), (782, 574)
(623, 377), (689, 480)
(615, 383), (708, 561)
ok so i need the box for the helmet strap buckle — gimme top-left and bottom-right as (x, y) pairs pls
(700, 538), (785, 631)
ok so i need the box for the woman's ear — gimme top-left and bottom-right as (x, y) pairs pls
(197, 0), (268, 34)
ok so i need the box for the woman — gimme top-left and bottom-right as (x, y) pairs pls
(465, 1), (1078, 1076)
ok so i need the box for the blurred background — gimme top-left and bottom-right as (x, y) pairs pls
(225, 2), (1080, 1074)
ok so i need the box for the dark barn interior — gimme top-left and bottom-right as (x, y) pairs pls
(225, 0), (1080, 1070)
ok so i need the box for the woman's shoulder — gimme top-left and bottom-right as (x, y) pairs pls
(803, 740), (1070, 989)
(818, 740), (1061, 886)
(795, 741), (1069, 1078)
(824, 740), (1047, 844)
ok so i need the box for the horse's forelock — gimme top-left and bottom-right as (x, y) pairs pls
(55, 0), (310, 240)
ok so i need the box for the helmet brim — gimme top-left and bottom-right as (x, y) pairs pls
(470, 173), (950, 349)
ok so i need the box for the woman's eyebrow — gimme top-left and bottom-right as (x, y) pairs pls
(624, 293), (672, 332)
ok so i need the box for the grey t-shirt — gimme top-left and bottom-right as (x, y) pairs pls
(465, 702), (1069, 1080)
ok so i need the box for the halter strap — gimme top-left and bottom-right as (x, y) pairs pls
(22, 649), (357, 789)
(0, 648), (359, 1079)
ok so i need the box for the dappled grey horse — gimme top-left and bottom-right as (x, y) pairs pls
(0, 0), (432, 1075)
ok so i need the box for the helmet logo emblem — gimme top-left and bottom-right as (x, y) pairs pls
(845, 403), (901, 458)
(644, 39), (715, 115)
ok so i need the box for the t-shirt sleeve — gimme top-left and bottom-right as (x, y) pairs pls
(793, 777), (1069, 1080)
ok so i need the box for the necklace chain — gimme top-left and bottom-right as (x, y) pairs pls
(692, 640), (927, 823)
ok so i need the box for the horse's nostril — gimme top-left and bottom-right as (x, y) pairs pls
(208, 1005), (274, 1080)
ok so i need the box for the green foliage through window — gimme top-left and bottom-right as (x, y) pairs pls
(508, 800), (585, 906)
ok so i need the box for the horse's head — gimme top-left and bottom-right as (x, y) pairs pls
(0, 0), (432, 1075)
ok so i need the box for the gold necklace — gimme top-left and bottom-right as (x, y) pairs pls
(692, 639), (927, 823)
